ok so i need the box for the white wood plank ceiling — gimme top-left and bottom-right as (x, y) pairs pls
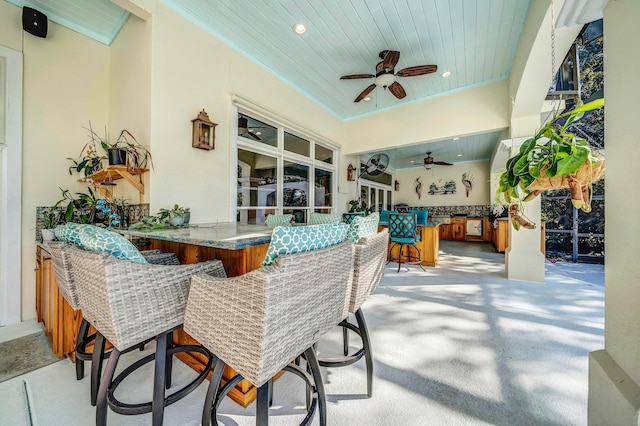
(165, 0), (530, 121)
(9, 0), (533, 165)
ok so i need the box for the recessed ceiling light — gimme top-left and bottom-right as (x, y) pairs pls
(453, 137), (459, 140)
(410, 160), (415, 163)
(441, 71), (452, 78)
(363, 96), (371, 102)
(256, 131), (262, 136)
(293, 23), (307, 34)
(457, 154), (463, 157)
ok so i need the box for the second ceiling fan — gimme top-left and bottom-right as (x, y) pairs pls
(340, 50), (437, 102)
(423, 151), (452, 170)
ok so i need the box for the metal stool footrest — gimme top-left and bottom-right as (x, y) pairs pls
(106, 344), (213, 416)
(203, 347), (326, 426)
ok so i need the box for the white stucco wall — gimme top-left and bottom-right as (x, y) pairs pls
(343, 81), (510, 156)
(108, 14), (152, 204)
(148, 5), (345, 222)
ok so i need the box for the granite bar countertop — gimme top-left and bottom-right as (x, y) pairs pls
(119, 222), (274, 250)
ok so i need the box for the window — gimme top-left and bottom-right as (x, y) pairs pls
(234, 108), (338, 224)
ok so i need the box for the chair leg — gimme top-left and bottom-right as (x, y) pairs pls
(256, 382), (270, 426)
(152, 331), (168, 426)
(75, 318), (90, 380)
(304, 346), (326, 426)
(397, 244), (403, 272)
(202, 358), (225, 426)
(91, 332), (107, 406)
(413, 243), (426, 271)
(165, 330), (173, 389)
(96, 347), (120, 426)
(355, 308), (374, 397)
(343, 325), (349, 356)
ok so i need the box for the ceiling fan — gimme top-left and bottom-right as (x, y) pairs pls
(422, 152), (452, 170)
(360, 153), (389, 178)
(238, 116), (262, 140)
(340, 50), (437, 103)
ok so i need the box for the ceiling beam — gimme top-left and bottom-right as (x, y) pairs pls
(110, 0), (156, 21)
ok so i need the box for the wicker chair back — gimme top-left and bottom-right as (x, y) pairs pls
(67, 245), (226, 351)
(184, 240), (354, 387)
(350, 229), (389, 313)
(48, 242), (81, 310)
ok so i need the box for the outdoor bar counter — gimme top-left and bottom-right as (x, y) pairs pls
(378, 222), (440, 267)
(120, 223), (275, 407)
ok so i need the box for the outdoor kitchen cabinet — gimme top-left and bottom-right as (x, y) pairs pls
(35, 244), (87, 361)
(451, 217), (466, 241)
(438, 224), (451, 240)
(492, 219), (546, 255)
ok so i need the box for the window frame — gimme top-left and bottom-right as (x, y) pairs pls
(231, 100), (338, 224)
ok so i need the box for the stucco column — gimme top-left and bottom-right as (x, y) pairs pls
(589, 0), (640, 423)
(501, 137), (545, 283)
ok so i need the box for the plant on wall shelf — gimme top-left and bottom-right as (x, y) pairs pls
(495, 98), (605, 230)
(67, 122), (153, 178)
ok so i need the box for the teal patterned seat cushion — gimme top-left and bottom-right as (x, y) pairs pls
(309, 213), (341, 225)
(346, 212), (380, 243)
(265, 214), (293, 226)
(262, 223), (349, 266)
(54, 223), (83, 246)
(78, 224), (147, 263)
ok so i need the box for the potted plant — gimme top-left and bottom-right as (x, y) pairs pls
(158, 204), (190, 226)
(348, 198), (370, 215)
(68, 123), (153, 176)
(67, 123), (106, 178)
(495, 98), (605, 229)
(101, 129), (153, 169)
(42, 198), (65, 241)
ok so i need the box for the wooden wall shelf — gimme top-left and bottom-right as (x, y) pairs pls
(80, 165), (148, 204)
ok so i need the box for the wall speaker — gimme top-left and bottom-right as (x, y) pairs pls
(22, 6), (48, 38)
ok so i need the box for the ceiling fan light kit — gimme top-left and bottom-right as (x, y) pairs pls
(340, 50), (437, 103)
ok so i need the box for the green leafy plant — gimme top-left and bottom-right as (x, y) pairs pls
(101, 129), (153, 169)
(495, 98), (604, 228)
(67, 123), (153, 177)
(67, 123), (106, 177)
(128, 204), (190, 231)
(348, 199), (370, 215)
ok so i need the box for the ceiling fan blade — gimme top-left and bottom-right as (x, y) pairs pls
(383, 50), (400, 69)
(388, 81), (406, 99)
(433, 161), (453, 166)
(354, 84), (376, 102)
(247, 132), (262, 141)
(340, 73), (375, 80)
(396, 64), (438, 77)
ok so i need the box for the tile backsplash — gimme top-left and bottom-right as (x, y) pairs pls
(394, 204), (489, 217)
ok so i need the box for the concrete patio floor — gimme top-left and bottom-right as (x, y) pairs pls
(0, 240), (604, 425)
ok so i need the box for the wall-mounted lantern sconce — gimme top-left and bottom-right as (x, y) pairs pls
(394, 180), (399, 191)
(191, 109), (217, 150)
(347, 163), (356, 181)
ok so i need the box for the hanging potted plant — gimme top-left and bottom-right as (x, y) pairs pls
(101, 129), (153, 169)
(495, 98), (605, 230)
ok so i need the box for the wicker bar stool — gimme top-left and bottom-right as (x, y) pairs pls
(316, 229), (388, 397)
(184, 240), (354, 426)
(67, 244), (226, 426)
(48, 242), (180, 406)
